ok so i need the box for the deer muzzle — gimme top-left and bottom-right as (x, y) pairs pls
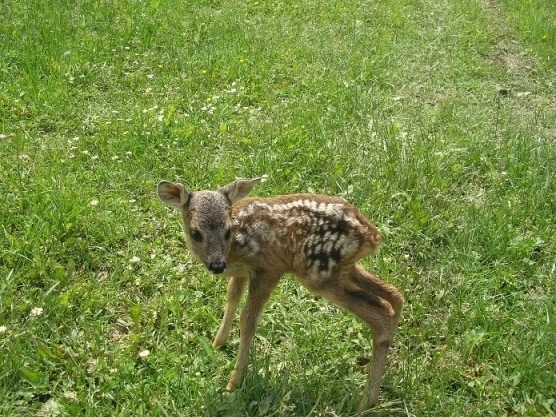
(208, 261), (227, 274)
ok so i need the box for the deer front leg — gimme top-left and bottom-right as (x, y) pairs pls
(213, 276), (248, 348)
(226, 274), (280, 391)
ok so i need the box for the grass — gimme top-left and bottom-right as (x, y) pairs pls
(499, 0), (556, 69)
(1, 0), (555, 415)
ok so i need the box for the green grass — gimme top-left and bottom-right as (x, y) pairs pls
(1, 0), (555, 415)
(500, 0), (556, 69)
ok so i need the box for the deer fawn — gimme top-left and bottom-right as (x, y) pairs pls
(157, 178), (403, 411)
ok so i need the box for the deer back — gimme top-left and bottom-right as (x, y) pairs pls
(228, 194), (382, 279)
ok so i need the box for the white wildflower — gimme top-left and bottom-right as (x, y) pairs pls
(89, 199), (99, 206)
(63, 391), (77, 401)
(30, 307), (44, 317)
(0, 325), (7, 333)
(138, 349), (150, 358)
(129, 256), (141, 264)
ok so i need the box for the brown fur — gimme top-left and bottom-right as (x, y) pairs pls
(157, 178), (404, 411)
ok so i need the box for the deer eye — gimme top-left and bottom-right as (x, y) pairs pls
(190, 228), (203, 242)
(224, 228), (232, 240)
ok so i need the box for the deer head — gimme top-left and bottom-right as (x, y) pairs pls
(157, 178), (261, 274)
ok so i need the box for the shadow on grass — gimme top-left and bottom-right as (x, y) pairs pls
(202, 369), (407, 417)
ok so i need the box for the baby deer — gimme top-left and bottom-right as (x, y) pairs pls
(157, 178), (403, 411)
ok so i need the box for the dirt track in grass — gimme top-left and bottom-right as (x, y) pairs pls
(478, 0), (556, 140)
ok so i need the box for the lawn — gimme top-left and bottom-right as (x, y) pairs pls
(1, 0), (555, 415)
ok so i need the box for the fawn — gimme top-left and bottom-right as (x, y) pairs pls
(157, 178), (403, 411)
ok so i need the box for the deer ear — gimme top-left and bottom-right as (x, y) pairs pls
(157, 181), (191, 208)
(219, 178), (261, 204)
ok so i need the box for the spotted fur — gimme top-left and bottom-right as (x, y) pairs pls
(230, 195), (381, 283)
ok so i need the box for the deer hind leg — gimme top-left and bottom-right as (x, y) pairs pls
(307, 263), (403, 411)
(350, 264), (403, 411)
(226, 273), (281, 391)
(213, 275), (248, 348)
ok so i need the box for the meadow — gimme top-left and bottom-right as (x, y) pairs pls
(1, 0), (555, 415)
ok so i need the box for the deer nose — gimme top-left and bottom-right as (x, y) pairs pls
(209, 261), (227, 274)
